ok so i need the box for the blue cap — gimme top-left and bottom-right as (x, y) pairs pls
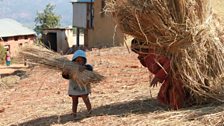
(72, 50), (87, 63)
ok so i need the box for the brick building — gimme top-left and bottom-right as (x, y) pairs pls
(0, 18), (36, 56)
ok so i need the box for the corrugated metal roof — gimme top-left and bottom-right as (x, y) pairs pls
(0, 18), (36, 37)
(71, 0), (94, 3)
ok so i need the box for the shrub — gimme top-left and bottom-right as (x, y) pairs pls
(0, 44), (6, 65)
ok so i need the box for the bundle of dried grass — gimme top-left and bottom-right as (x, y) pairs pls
(106, 0), (224, 103)
(150, 104), (224, 125)
(18, 45), (104, 87)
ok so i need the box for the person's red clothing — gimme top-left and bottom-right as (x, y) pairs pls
(140, 53), (185, 109)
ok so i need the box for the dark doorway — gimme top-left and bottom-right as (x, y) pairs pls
(44, 32), (57, 52)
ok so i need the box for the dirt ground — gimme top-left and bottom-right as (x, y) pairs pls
(0, 47), (223, 126)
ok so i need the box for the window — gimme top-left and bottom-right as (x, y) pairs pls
(14, 36), (19, 41)
(2, 37), (8, 42)
(87, 3), (94, 29)
(24, 36), (28, 40)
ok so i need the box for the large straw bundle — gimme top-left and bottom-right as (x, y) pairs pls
(19, 45), (104, 87)
(106, 0), (224, 103)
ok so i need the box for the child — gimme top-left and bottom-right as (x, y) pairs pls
(62, 49), (92, 117)
(6, 48), (11, 66)
(131, 38), (185, 110)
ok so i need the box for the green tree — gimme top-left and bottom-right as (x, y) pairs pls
(34, 4), (61, 34)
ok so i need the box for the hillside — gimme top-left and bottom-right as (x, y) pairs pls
(0, 47), (223, 126)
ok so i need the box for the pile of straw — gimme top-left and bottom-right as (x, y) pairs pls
(18, 45), (104, 87)
(106, 0), (224, 103)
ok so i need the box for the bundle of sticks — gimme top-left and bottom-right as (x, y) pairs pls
(19, 45), (104, 87)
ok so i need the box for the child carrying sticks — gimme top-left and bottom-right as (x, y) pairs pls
(131, 38), (186, 110)
(62, 49), (92, 117)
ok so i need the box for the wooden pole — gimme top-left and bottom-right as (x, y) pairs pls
(76, 28), (80, 47)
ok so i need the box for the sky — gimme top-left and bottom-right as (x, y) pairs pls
(0, 0), (73, 29)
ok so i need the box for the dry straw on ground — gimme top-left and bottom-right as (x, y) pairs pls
(18, 45), (104, 87)
(105, 0), (224, 103)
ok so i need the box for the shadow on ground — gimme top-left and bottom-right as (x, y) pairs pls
(14, 98), (223, 126)
(1, 70), (28, 78)
(15, 98), (167, 126)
